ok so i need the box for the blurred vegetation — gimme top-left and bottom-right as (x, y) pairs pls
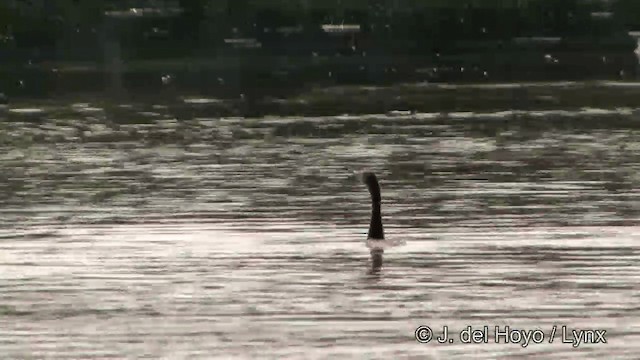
(0, 0), (633, 62)
(0, 0), (637, 97)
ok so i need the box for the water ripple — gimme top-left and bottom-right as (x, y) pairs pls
(1, 93), (640, 358)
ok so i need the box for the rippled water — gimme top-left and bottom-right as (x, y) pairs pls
(1, 82), (640, 359)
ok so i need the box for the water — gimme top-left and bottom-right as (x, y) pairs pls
(1, 82), (640, 359)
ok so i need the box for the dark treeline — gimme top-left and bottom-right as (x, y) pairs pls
(0, 0), (635, 62)
(0, 0), (638, 98)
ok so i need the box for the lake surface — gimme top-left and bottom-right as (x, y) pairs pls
(1, 82), (640, 359)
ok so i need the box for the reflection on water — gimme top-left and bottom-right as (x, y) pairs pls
(1, 82), (640, 359)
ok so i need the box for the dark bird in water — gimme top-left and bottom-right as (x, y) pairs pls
(363, 172), (385, 270)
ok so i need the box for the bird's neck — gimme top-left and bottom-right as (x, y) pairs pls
(368, 201), (384, 239)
